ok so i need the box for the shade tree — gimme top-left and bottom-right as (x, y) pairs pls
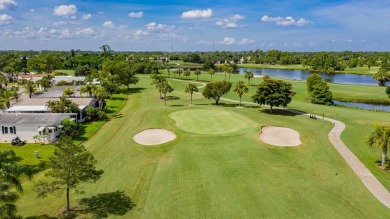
(202, 80), (232, 105)
(252, 78), (293, 113)
(33, 136), (103, 211)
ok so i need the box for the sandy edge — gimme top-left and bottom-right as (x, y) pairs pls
(133, 129), (176, 146)
(260, 126), (301, 147)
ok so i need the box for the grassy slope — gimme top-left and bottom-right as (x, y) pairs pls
(54, 69), (75, 76)
(165, 71), (390, 191)
(17, 75), (390, 218)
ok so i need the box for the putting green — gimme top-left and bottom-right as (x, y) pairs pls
(170, 109), (255, 135)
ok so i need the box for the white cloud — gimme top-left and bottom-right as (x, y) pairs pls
(237, 38), (255, 45)
(53, 21), (67, 26)
(77, 27), (95, 35)
(296, 18), (311, 27)
(53, 5), (77, 16)
(0, 13), (12, 25)
(215, 14), (245, 28)
(128, 11), (143, 18)
(134, 30), (149, 36)
(181, 9), (212, 19)
(218, 37), (255, 46)
(261, 15), (312, 27)
(0, 0), (17, 10)
(29, 8), (34, 13)
(146, 22), (174, 31)
(103, 21), (116, 29)
(82, 14), (92, 20)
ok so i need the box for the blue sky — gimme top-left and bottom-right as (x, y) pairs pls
(0, 0), (389, 51)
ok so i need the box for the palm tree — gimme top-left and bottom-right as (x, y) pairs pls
(10, 86), (20, 101)
(185, 83), (199, 105)
(176, 69), (183, 79)
(233, 81), (249, 107)
(194, 69), (201, 81)
(244, 71), (254, 85)
(222, 64), (229, 80)
(23, 80), (36, 98)
(159, 81), (174, 106)
(93, 86), (109, 110)
(0, 89), (15, 109)
(367, 125), (390, 167)
(166, 66), (171, 78)
(80, 84), (96, 97)
(227, 66), (234, 82)
(0, 74), (7, 89)
(0, 150), (33, 218)
(151, 74), (167, 99)
(184, 69), (191, 80)
(63, 88), (75, 97)
(208, 69), (215, 82)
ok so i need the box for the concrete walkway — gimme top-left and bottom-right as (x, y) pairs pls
(170, 78), (390, 208)
(324, 117), (390, 208)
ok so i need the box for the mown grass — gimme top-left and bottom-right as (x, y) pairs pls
(73, 93), (128, 145)
(54, 69), (75, 76)
(16, 74), (390, 218)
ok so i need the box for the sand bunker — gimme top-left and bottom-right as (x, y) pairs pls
(133, 129), (176, 146)
(259, 126), (301, 147)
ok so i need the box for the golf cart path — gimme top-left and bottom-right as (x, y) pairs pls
(171, 78), (390, 208)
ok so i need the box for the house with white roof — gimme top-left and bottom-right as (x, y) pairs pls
(0, 113), (76, 143)
(6, 97), (96, 122)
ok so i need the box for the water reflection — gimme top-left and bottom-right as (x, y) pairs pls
(333, 100), (390, 112)
(237, 68), (384, 86)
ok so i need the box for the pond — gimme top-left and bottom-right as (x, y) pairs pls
(333, 100), (390, 112)
(237, 68), (384, 86)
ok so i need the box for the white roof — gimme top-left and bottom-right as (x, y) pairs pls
(37, 127), (45, 131)
(7, 106), (48, 112)
(7, 105), (87, 112)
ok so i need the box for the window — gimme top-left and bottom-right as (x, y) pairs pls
(4, 127), (8, 134)
(10, 127), (13, 134)
(13, 126), (16, 134)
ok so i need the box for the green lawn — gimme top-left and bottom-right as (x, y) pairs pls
(15, 75), (390, 218)
(54, 69), (75, 76)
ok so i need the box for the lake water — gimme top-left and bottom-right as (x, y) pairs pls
(237, 68), (384, 86)
(333, 100), (390, 112)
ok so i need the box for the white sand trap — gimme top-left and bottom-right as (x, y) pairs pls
(260, 126), (301, 147)
(134, 129), (176, 146)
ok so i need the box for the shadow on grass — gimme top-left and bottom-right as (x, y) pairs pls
(72, 125), (88, 143)
(170, 104), (185, 107)
(78, 191), (135, 218)
(216, 103), (238, 108)
(25, 215), (58, 219)
(166, 96), (180, 101)
(123, 87), (145, 95)
(261, 108), (305, 116)
(110, 113), (124, 119)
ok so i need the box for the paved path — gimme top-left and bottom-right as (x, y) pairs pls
(170, 78), (390, 208)
(324, 117), (390, 208)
